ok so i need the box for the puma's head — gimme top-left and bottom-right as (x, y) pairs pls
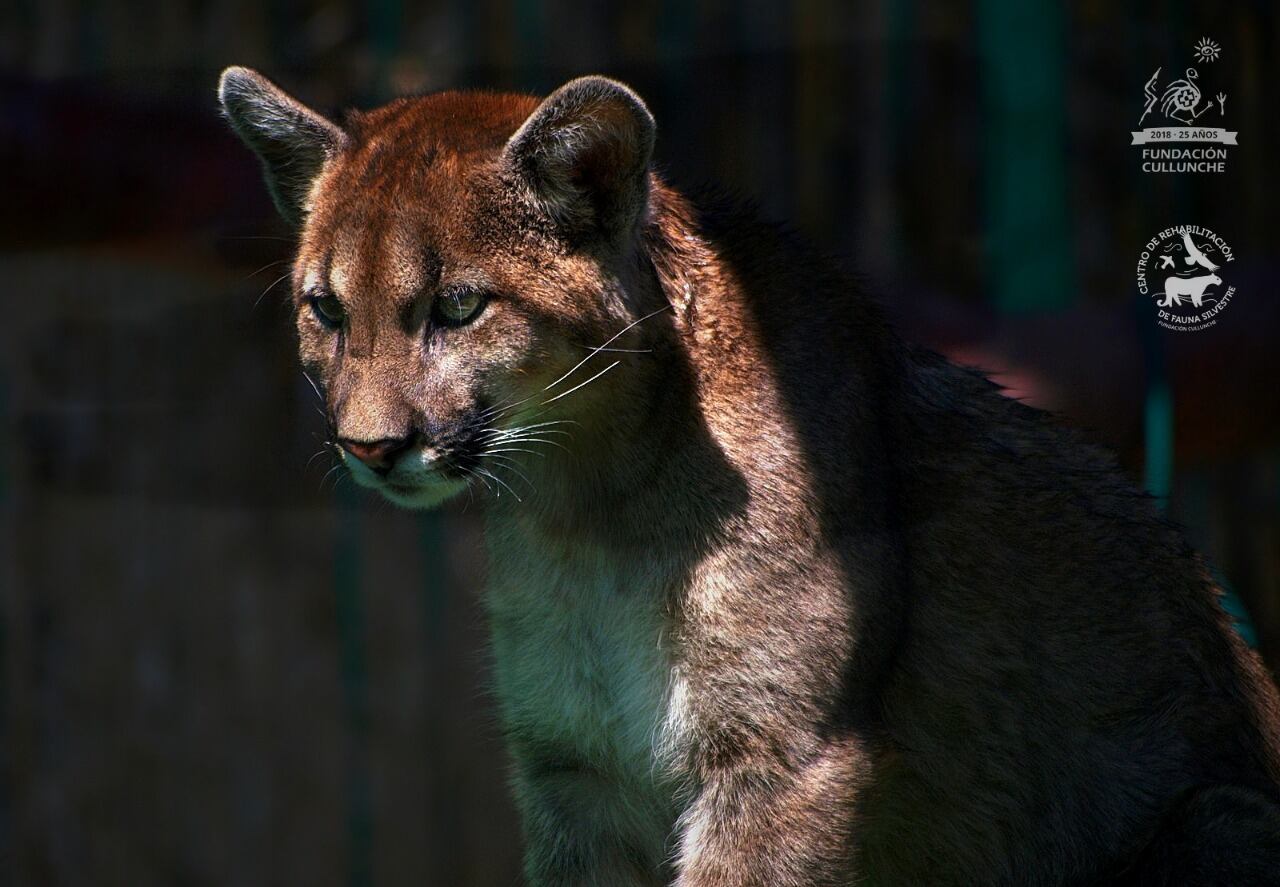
(218, 68), (662, 508)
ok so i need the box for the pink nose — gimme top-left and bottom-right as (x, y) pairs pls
(339, 436), (412, 473)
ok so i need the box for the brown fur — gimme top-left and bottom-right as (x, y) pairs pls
(220, 68), (1280, 886)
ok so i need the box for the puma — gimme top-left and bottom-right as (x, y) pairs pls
(1159, 273), (1222, 308)
(219, 68), (1280, 886)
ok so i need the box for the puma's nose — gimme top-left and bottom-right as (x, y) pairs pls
(339, 436), (413, 474)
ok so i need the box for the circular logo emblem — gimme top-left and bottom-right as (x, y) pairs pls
(1136, 225), (1236, 332)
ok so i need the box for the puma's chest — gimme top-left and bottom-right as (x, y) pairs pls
(484, 544), (684, 781)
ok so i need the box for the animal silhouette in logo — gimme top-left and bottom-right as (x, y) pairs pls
(1138, 65), (1226, 128)
(1162, 69), (1219, 124)
(1159, 273), (1222, 308)
(1181, 229), (1221, 271)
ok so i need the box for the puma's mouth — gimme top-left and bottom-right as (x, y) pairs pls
(334, 414), (543, 508)
(341, 444), (470, 509)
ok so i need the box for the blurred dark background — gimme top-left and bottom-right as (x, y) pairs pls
(2, 2), (1279, 884)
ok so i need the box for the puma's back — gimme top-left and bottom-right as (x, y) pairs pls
(220, 68), (1280, 886)
(652, 194), (1280, 880)
(872, 349), (1280, 881)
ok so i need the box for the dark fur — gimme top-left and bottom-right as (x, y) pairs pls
(220, 68), (1280, 886)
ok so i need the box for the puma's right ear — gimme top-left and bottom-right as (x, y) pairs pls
(218, 66), (347, 226)
(503, 76), (656, 241)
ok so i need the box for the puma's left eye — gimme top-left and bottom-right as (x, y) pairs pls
(310, 293), (346, 328)
(433, 289), (486, 327)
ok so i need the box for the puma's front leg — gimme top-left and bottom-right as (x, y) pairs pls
(513, 761), (675, 887)
(672, 736), (865, 887)
(668, 534), (898, 885)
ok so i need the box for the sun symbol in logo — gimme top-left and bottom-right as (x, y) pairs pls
(1194, 38), (1221, 63)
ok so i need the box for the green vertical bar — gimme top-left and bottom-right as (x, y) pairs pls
(658, 0), (694, 57)
(370, 0), (402, 100)
(883, 0), (912, 154)
(417, 509), (455, 873)
(1216, 573), (1258, 648)
(0, 376), (9, 871)
(418, 512), (448, 647)
(657, 0), (694, 158)
(977, 1), (1073, 313)
(1142, 382), (1174, 502)
(0, 378), (7, 504)
(335, 482), (372, 887)
(880, 0), (914, 271)
(514, 0), (547, 90)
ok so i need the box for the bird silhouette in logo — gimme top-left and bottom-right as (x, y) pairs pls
(1159, 255), (1175, 269)
(1181, 230), (1220, 271)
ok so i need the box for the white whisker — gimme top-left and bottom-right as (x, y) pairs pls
(476, 466), (521, 502)
(301, 371), (323, 402)
(572, 344), (652, 354)
(320, 463), (344, 490)
(479, 419), (578, 439)
(305, 447), (333, 471)
(484, 446), (549, 457)
(238, 258), (290, 284)
(466, 466), (496, 495)
(485, 455), (534, 487)
(543, 304), (671, 392)
(488, 431), (572, 444)
(255, 270), (293, 308)
(495, 438), (570, 454)
(541, 361), (620, 405)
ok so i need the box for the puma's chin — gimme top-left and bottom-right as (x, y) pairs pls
(341, 449), (470, 510)
(377, 478), (469, 510)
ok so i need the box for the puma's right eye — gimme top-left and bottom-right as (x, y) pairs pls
(433, 288), (487, 327)
(310, 293), (346, 328)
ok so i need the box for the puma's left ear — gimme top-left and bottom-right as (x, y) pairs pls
(503, 76), (656, 240)
(218, 66), (347, 226)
